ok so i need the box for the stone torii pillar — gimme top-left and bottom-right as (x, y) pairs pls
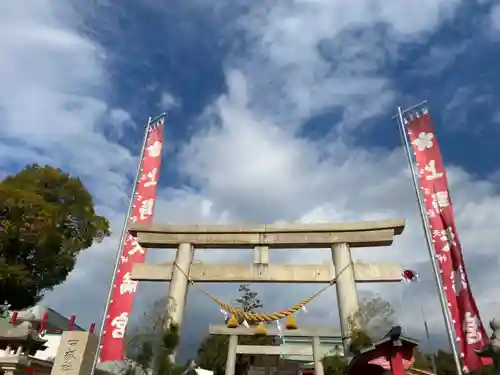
(129, 219), (405, 359)
(165, 242), (194, 329)
(333, 242), (359, 352)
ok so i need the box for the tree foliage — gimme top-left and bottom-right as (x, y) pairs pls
(343, 295), (395, 357)
(434, 350), (459, 375)
(197, 284), (271, 375)
(156, 323), (181, 375)
(349, 329), (373, 355)
(127, 298), (168, 360)
(0, 301), (11, 317)
(323, 355), (348, 375)
(412, 348), (432, 371)
(125, 297), (182, 375)
(429, 350), (494, 375)
(235, 284), (263, 313)
(0, 164), (110, 309)
(321, 329), (373, 375)
(196, 335), (230, 375)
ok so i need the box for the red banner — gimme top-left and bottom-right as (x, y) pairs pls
(405, 109), (489, 372)
(99, 117), (165, 362)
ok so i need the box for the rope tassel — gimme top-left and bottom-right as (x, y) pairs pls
(285, 314), (298, 330)
(254, 323), (267, 336)
(227, 315), (239, 328)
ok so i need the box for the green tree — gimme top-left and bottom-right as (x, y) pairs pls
(196, 335), (230, 375)
(345, 295), (396, 357)
(433, 350), (458, 375)
(319, 329), (372, 375)
(0, 302), (11, 317)
(412, 348), (432, 371)
(235, 284), (263, 313)
(322, 355), (347, 375)
(430, 350), (494, 375)
(156, 323), (181, 375)
(0, 164), (110, 309)
(122, 326), (181, 375)
(126, 298), (168, 361)
(124, 297), (181, 375)
(197, 284), (271, 375)
(349, 329), (373, 355)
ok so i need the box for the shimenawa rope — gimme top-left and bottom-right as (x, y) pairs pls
(170, 261), (350, 323)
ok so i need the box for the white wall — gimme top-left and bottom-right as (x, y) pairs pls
(34, 334), (62, 360)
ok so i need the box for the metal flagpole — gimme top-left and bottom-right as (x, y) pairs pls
(395, 105), (463, 375)
(91, 116), (153, 374)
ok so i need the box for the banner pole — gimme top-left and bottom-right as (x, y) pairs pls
(395, 106), (463, 375)
(91, 116), (153, 374)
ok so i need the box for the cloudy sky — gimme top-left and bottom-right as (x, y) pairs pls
(2, 0), (500, 360)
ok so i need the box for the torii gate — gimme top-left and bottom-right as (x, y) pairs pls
(129, 219), (405, 357)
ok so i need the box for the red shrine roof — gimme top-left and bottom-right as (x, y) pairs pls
(346, 326), (420, 375)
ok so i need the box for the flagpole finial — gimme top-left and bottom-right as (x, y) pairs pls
(392, 100), (428, 120)
(147, 112), (168, 128)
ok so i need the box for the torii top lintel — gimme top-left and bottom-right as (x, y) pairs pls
(128, 219), (405, 249)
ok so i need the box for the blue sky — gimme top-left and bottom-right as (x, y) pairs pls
(2, 0), (500, 360)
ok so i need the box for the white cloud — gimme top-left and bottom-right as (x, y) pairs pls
(225, 0), (463, 132)
(160, 91), (181, 111)
(0, 0), (136, 211)
(0, 0), (139, 327)
(173, 0), (500, 341)
(8, 0), (500, 357)
(110, 108), (133, 127)
(490, 4), (500, 33)
(412, 42), (468, 76)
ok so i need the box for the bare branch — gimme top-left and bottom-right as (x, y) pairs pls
(351, 296), (396, 340)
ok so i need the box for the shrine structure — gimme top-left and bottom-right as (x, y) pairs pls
(208, 324), (338, 375)
(0, 311), (49, 375)
(0, 309), (110, 375)
(345, 326), (419, 375)
(129, 219), (406, 357)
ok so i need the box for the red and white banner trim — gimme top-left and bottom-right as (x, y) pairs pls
(405, 109), (489, 372)
(99, 116), (165, 362)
